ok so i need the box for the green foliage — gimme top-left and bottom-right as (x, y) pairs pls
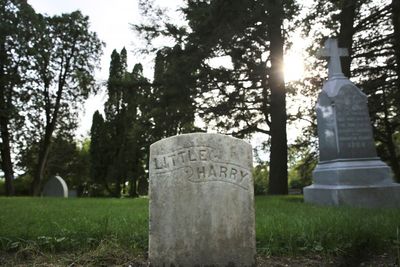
(0, 175), (33, 196)
(10, 9), (104, 195)
(20, 10), (103, 145)
(253, 164), (269, 195)
(90, 48), (151, 197)
(0, 180), (4, 195)
(0, 0), (36, 128)
(0, 0), (37, 195)
(287, 147), (317, 190)
(18, 137), (90, 196)
(151, 46), (198, 138)
(13, 175), (31, 196)
(89, 111), (109, 194)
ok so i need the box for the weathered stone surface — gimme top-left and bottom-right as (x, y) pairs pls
(304, 38), (400, 208)
(42, 176), (68, 198)
(149, 133), (256, 267)
(304, 184), (400, 208)
(312, 159), (393, 186)
(316, 84), (376, 161)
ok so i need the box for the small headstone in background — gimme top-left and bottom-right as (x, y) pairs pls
(304, 38), (400, 208)
(149, 133), (256, 266)
(42, 176), (68, 198)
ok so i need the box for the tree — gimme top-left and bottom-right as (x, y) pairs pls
(19, 136), (90, 196)
(337, 0), (357, 78)
(394, 0), (400, 84)
(180, 1), (296, 194)
(343, 0), (400, 181)
(151, 45), (198, 139)
(24, 11), (103, 195)
(266, 0), (288, 194)
(136, 0), (297, 194)
(90, 110), (112, 195)
(0, 0), (36, 196)
(102, 48), (132, 197)
(90, 48), (151, 197)
(124, 63), (152, 196)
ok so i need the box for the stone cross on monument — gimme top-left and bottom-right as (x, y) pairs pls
(318, 38), (348, 78)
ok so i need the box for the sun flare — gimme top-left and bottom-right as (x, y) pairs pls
(284, 50), (305, 82)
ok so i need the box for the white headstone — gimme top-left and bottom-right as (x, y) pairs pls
(42, 176), (68, 198)
(149, 133), (256, 266)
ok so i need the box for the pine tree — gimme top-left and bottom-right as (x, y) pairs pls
(92, 48), (151, 197)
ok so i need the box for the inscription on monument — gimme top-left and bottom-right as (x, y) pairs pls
(334, 84), (376, 158)
(316, 84), (377, 161)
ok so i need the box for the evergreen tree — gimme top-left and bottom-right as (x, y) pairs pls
(394, 0), (400, 84)
(151, 45), (197, 139)
(91, 48), (151, 197)
(89, 111), (112, 194)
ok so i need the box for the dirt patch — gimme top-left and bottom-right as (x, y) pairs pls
(257, 253), (398, 267)
(0, 251), (398, 266)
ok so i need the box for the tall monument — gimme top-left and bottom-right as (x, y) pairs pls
(303, 38), (400, 208)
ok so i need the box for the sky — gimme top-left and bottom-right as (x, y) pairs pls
(28, 0), (144, 80)
(27, 0), (183, 138)
(27, 0), (307, 155)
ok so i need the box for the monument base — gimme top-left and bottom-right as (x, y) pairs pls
(304, 158), (400, 208)
(304, 184), (400, 208)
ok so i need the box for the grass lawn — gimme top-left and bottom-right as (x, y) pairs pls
(0, 196), (399, 265)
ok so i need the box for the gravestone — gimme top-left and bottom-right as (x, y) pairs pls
(304, 38), (400, 208)
(42, 176), (68, 198)
(149, 133), (256, 266)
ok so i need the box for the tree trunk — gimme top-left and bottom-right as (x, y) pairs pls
(0, 118), (15, 196)
(129, 176), (138, 197)
(385, 131), (400, 182)
(31, 75), (66, 196)
(138, 176), (149, 196)
(267, 0), (288, 195)
(338, 0), (357, 78)
(0, 39), (15, 196)
(391, 0), (400, 182)
(31, 125), (53, 196)
(102, 171), (114, 196)
(114, 181), (121, 198)
(382, 88), (400, 182)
